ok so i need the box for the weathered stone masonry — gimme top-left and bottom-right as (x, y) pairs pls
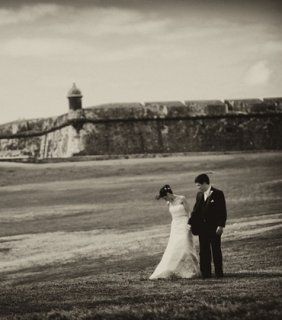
(0, 85), (281, 159)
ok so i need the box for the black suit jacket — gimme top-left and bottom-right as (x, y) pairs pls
(189, 186), (227, 235)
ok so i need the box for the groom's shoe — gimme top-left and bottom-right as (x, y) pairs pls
(215, 273), (224, 278)
(202, 274), (212, 279)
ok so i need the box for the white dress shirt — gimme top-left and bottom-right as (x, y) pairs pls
(204, 185), (212, 201)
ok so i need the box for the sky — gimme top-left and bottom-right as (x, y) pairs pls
(0, 0), (281, 124)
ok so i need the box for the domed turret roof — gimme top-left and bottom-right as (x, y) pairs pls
(67, 83), (82, 98)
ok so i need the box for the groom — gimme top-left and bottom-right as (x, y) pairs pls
(188, 174), (227, 278)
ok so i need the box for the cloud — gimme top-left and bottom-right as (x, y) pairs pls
(0, 4), (61, 26)
(0, 5), (175, 62)
(1, 38), (79, 58)
(1, 36), (187, 63)
(244, 60), (272, 86)
(100, 43), (187, 62)
(47, 7), (170, 37)
(263, 41), (282, 54)
(0, 3), (170, 36)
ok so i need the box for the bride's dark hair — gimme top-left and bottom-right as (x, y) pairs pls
(156, 184), (173, 200)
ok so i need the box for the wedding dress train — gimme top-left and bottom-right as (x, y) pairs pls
(150, 200), (200, 279)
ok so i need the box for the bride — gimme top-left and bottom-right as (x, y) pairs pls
(149, 185), (200, 279)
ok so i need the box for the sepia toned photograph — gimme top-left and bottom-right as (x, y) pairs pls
(0, 0), (281, 319)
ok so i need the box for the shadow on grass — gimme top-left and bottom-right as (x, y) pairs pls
(225, 271), (282, 278)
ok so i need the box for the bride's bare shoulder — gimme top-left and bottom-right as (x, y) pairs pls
(175, 194), (185, 198)
(175, 195), (186, 202)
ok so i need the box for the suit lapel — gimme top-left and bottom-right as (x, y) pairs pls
(195, 192), (204, 210)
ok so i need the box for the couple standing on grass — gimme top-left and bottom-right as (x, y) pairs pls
(149, 173), (227, 280)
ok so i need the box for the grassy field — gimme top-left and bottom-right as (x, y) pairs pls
(0, 152), (281, 319)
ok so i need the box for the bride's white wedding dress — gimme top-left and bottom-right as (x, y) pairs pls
(150, 199), (200, 279)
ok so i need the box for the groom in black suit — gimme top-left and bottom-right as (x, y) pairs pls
(188, 174), (227, 278)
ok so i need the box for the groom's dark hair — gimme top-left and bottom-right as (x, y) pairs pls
(195, 174), (210, 185)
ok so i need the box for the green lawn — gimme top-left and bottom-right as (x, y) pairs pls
(0, 152), (281, 319)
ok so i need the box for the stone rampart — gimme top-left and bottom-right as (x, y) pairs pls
(0, 98), (281, 159)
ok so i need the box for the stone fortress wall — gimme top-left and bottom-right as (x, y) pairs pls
(0, 84), (281, 160)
